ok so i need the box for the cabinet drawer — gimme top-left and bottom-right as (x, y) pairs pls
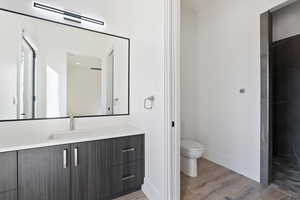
(111, 161), (144, 197)
(0, 152), (17, 193)
(0, 190), (17, 200)
(112, 135), (144, 165)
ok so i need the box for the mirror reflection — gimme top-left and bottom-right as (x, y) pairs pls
(0, 10), (129, 121)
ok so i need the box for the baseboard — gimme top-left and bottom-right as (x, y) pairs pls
(142, 178), (160, 200)
(203, 151), (260, 182)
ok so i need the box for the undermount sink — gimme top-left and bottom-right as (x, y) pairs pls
(48, 130), (91, 140)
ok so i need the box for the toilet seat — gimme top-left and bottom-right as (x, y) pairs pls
(181, 139), (204, 158)
(181, 140), (204, 151)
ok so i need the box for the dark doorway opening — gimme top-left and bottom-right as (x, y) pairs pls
(261, 1), (300, 194)
(271, 34), (300, 193)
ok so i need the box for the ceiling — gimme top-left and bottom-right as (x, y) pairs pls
(67, 53), (102, 69)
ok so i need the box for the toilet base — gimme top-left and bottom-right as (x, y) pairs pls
(181, 156), (198, 177)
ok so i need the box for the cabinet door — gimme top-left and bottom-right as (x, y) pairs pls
(0, 190), (17, 200)
(0, 151), (17, 193)
(71, 140), (111, 200)
(18, 145), (71, 200)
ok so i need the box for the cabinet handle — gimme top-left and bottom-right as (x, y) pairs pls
(121, 147), (135, 153)
(74, 147), (78, 167)
(122, 174), (135, 181)
(63, 149), (68, 169)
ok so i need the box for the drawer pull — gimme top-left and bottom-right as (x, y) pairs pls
(74, 147), (79, 167)
(122, 174), (135, 181)
(121, 147), (135, 153)
(63, 149), (68, 169)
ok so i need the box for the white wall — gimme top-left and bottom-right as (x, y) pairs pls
(0, 12), (19, 119)
(180, 6), (198, 140)
(0, 0), (166, 199)
(273, 0), (300, 41)
(181, 0), (292, 182)
(67, 63), (102, 116)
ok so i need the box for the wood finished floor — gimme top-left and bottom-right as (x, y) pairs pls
(181, 159), (300, 200)
(113, 191), (148, 200)
(115, 158), (300, 200)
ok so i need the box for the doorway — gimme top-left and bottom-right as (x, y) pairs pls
(66, 54), (103, 116)
(106, 50), (114, 115)
(18, 37), (36, 119)
(272, 35), (300, 192)
(261, 0), (300, 192)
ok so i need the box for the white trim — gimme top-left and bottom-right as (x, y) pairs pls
(173, 0), (181, 197)
(164, 0), (181, 198)
(163, 0), (172, 197)
(269, 0), (297, 12)
(142, 179), (160, 200)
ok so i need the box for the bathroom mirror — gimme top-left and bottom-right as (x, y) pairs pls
(0, 9), (129, 121)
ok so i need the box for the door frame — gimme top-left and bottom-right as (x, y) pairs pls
(164, 0), (180, 199)
(260, 10), (272, 185)
(260, 0), (298, 185)
(108, 50), (115, 115)
(19, 36), (36, 119)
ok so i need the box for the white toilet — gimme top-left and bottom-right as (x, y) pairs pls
(181, 139), (205, 177)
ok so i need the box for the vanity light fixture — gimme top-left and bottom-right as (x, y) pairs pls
(33, 2), (104, 26)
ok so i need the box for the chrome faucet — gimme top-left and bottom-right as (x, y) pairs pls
(69, 114), (75, 131)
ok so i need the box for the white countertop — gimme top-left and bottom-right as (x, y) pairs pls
(0, 125), (145, 153)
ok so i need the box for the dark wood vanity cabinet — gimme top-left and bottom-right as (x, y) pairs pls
(112, 135), (144, 165)
(18, 145), (71, 200)
(0, 191), (17, 200)
(111, 161), (145, 197)
(11, 134), (144, 200)
(111, 135), (145, 197)
(71, 140), (111, 200)
(0, 152), (17, 200)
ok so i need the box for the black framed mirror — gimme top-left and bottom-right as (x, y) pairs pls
(0, 8), (130, 122)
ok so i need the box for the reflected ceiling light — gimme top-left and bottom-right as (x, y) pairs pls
(33, 2), (104, 26)
(90, 67), (102, 71)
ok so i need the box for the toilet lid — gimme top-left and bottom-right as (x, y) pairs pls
(181, 140), (204, 151)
